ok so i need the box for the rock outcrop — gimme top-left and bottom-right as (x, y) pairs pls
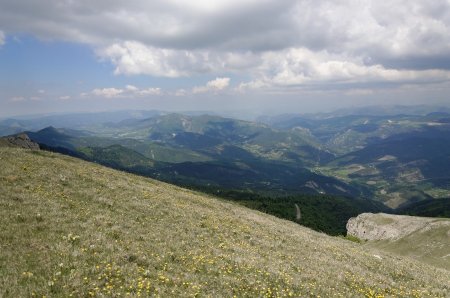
(346, 212), (446, 241)
(0, 133), (40, 150)
(347, 212), (450, 270)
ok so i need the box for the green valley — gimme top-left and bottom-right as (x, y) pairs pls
(1, 107), (450, 216)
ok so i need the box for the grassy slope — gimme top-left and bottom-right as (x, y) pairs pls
(364, 221), (450, 270)
(192, 189), (388, 236)
(0, 148), (449, 297)
(347, 213), (450, 270)
(0, 139), (14, 147)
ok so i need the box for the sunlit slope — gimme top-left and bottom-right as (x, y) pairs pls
(347, 213), (450, 270)
(0, 148), (448, 297)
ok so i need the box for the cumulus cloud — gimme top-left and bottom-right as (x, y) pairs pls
(99, 41), (260, 77)
(59, 95), (71, 100)
(1, 0), (450, 90)
(206, 77), (230, 90)
(92, 88), (124, 98)
(125, 85), (139, 92)
(91, 85), (162, 98)
(240, 48), (450, 90)
(137, 87), (162, 96)
(193, 77), (230, 94)
(100, 42), (190, 77)
(0, 0), (297, 50)
(237, 80), (269, 92)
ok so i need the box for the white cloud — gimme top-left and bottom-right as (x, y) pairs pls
(0, 30), (4, 46)
(125, 85), (139, 92)
(136, 87), (162, 96)
(38, 89), (45, 94)
(2, 1), (449, 65)
(245, 48), (450, 89)
(0, 1), (298, 51)
(193, 77), (230, 94)
(92, 88), (124, 98)
(237, 80), (269, 92)
(98, 39), (450, 90)
(126, 86), (162, 96)
(59, 95), (71, 100)
(174, 89), (187, 96)
(206, 77), (230, 90)
(99, 42), (257, 77)
(1, 0), (450, 92)
(99, 42), (193, 77)
(192, 86), (208, 94)
(91, 86), (162, 98)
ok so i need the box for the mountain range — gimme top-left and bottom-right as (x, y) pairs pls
(1, 106), (449, 215)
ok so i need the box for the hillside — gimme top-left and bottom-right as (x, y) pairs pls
(10, 110), (449, 209)
(320, 127), (450, 207)
(264, 112), (450, 154)
(24, 126), (365, 198)
(195, 189), (388, 236)
(0, 148), (449, 297)
(85, 113), (331, 166)
(397, 198), (450, 218)
(347, 213), (450, 270)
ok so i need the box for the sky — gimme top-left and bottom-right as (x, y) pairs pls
(1, 0), (450, 118)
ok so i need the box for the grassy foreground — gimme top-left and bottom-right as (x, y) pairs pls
(0, 148), (449, 297)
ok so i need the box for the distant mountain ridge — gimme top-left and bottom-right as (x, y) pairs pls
(25, 124), (365, 199)
(2, 107), (450, 209)
(0, 110), (164, 135)
(325, 126), (450, 207)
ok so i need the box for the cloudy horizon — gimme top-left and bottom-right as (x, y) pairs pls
(1, 0), (450, 117)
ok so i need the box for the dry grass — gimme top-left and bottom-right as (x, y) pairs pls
(0, 147), (449, 297)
